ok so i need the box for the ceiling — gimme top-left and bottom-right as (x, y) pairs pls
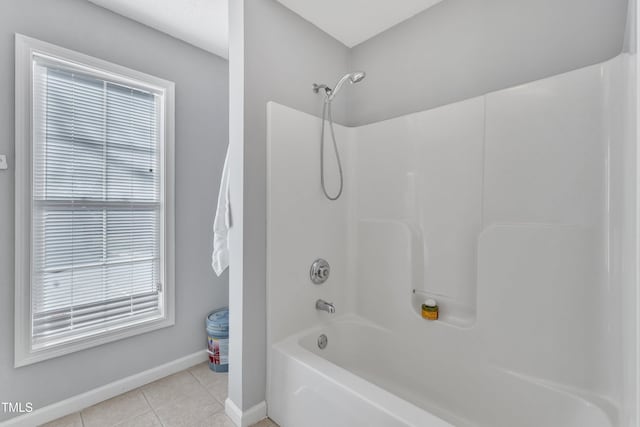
(275, 0), (444, 47)
(87, 0), (444, 58)
(87, 0), (228, 59)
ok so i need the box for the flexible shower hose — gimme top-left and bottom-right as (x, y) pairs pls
(320, 100), (343, 201)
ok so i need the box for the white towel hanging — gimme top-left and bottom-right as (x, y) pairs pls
(212, 147), (231, 276)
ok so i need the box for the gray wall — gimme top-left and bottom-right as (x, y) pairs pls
(348, 0), (629, 126)
(0, 0), (228, 421)
(235, 0), (350, 410)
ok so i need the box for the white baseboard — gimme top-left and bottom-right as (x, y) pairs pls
(225, 398), (267, 427)
(2, 350), (208, 427)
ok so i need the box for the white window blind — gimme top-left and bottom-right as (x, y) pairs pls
(31, 54), (164, 348)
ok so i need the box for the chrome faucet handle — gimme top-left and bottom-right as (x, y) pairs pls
(310, 259), (330, 284)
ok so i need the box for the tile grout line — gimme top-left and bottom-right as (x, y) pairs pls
(205, 384), (227, 407)
(49, 366), (229, 427)
(117, 391), (153, 427)
(97, 390), (156, 427)
(188, 367), (229, 411)
(186, 366), (231, 420)
(139, 388), (165, 427)
(145, 366), (225, 426)
(189, 364), (229, 408)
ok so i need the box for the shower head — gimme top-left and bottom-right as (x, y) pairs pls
(328, 71), (366, 102)
(349, 71), (366, 84)
(312, 71), (366, 102)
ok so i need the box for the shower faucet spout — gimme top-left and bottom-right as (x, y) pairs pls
(316, 299), (335, 314)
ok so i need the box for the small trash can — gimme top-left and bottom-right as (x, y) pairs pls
(206, 307), (229, 372)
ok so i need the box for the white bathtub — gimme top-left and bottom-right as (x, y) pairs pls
(268, 315), (615, 427)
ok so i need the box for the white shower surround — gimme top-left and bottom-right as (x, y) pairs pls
(266, 54), (637, 426)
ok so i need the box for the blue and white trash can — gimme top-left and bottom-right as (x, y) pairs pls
(206, 307), (229, 372)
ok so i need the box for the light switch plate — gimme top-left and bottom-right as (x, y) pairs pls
(0, 155), (7, 170)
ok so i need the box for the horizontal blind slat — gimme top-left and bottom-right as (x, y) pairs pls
(31, 56), (163, 348)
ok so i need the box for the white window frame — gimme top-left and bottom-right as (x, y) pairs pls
(14, 34), (175, 367)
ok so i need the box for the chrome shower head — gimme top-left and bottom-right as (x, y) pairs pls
(328, 71), (366, 102)
(349, 71), (366, 84)
(313, 71), (367, 102)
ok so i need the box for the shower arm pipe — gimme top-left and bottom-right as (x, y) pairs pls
(312, 83), (332, 97)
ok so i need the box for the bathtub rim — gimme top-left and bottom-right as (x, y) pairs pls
(268, 313), (617, 427)
(268, 314), (456, 427)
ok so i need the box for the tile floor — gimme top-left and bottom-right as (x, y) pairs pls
(41, 363), (278, 427)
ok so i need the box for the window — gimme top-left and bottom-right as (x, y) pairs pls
(15, 35), (175, 366)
